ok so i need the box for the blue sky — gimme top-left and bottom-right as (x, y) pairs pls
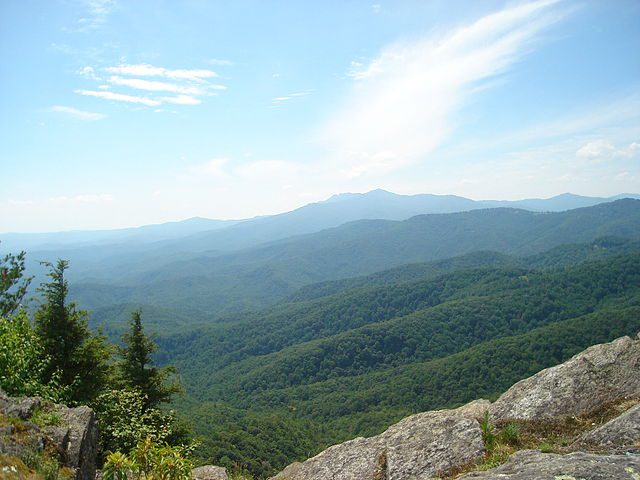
(1, 0), (639, 232)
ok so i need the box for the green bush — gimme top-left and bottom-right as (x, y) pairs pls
(480, 411), (496, 451)
(499, 422), (520, 447)
(0, 311), (69, 402)
(93, 389), (187, 458)
(103, 437), (192, 480)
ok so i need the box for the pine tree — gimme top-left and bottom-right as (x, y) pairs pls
(0, 248), (32, 317)
(35, 259), (111, 403)
(119, 310), (181, 409)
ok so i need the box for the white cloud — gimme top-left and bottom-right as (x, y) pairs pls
(108, 76), (202, 95)
(576, 139), (615, 158)
(76, 0), (116, 31)
(161, 95), (201, 105)
(107, 76), (226, 95)
(105, 64), (218, 82)
(75, 63), (225, 109)
(577, 140), (640, 159)
(272, 91), (311, 104)
(50, 105), (106, 121)
(319, 0), (568, 177)
(76, 89), (160, 106)
(78, 66), (100, 80)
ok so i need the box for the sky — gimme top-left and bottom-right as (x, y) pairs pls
(1, 0), (639, 232)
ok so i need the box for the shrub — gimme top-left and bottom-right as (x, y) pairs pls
(499, 422), (520, 446)
(479, 411), (496, 451)
(93, 389), (188, 458)
(103, 437), (193, 480)
(0, 311), (69, 402)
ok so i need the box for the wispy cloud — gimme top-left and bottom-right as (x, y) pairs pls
(76, 89), (161, 106)
(272, 91), (312, 104)
(576, 140), (640, 160)
(76, 0), (116, 31)
(105, 64), (218, 82)
(318, 0), (569, 178)
(76, 63), (225, 109)
(107, 76), (224, 95)
(50, 105), (106, 121)
(161, 95), (201, 105)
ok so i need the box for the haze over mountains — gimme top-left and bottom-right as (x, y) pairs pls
(3, 189), (640, 477)
(3, 190), (639, 329)
(2, 190), (638, 253)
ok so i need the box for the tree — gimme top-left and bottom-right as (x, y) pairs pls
(0, 310), (69, 401)
(93, 388), (188, 457)
(119, 310), (181, 409)
(35, 259), (111, 403)
(0, 248), (32, 317)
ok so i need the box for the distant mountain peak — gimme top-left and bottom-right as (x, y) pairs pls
(324, 189), (391, 203)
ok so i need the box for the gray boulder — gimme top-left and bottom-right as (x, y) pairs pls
(192, 465), (229, 480)
(491, 334), (640, 422)
(45, 405), (98, 480)
(453, 399), (492, 421)
(270, 410), (485, 480)
(573, 403), (640, 451)
(458, 450), (640, 479)
(0, 390), (41, 420)
(0, 390), (98, 480)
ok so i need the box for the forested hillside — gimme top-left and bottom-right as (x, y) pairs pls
(4, 199), (640, 479)
(149, 240), (640, 477)
(70, 199), (640, 322)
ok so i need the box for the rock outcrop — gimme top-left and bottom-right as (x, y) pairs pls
(573, 403), (640, 451)
(490, 334), (640, 422)
(0, 390), (98, 480)
(192, 465), (229, 480)
(458, 450), (640, 479)
(270, 334), (640, 480)
(271, 410), (485, 480)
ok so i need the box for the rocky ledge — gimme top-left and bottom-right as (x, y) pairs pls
(0, 390), (98, 480)
(269, 334), (640, 479)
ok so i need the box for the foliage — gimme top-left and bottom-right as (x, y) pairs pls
(480, 411), (496, 451)
(0, 249), (32, 317)
(93, 389), (188, 458)
(103, 437), (193, 480)
(30, 408), (62, 428)
(168, 252), (640, 404)
(34, 260), (112, 404)
(20, 448), (70, 480)
(0, 311), (69, 401)
(119, 310), (182, 410)
(167, 251), (640, 477)
(0, 414), (72, 480)
(183, 401), (328, 478)
(499, 422), (520, 447)
(102, 452), (134, 480)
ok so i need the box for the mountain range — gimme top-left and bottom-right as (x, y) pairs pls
(3, 190), (638, 254)
(3, 189), (640, 478)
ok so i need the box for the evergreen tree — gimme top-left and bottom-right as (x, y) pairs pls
(0, 248), (32, 316)
(35, 259), (111, 403)
(120, 310), (181, 409)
